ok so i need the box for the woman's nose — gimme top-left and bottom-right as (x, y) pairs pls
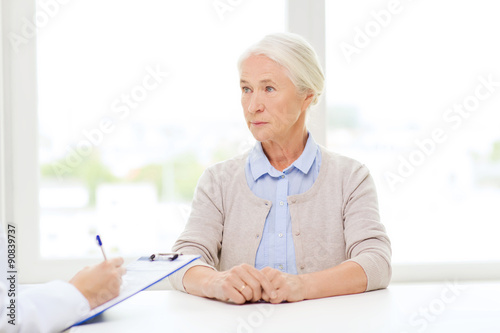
(247, 92), (264, 113)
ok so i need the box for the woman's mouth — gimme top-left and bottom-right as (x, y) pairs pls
(251, 121), (267, 126)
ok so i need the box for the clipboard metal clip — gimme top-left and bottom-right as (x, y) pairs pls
(149, 252), (181, 261)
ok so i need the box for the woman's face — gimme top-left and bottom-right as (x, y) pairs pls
(240, 55), (313, 144)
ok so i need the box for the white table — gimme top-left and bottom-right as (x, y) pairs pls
(67, 282), (500, 333)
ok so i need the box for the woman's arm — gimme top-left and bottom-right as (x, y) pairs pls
(261, 163), (390, 303)
(342, 165), (392, 291)
(301, 261), (367, 297)
(261, 261), (367, 303)
(168, 167), (225, 291)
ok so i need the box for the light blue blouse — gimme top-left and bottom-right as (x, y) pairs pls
(245, 134), (321, 274)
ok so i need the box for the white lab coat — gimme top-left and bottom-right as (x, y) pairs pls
(0, 232), (90, 333)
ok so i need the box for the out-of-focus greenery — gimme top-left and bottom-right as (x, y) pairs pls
(470, 140), (500, 188)
(486, 140), (500, 187)
(171, 153), (205, 200)
(491, 141), (500, 162)
(126, 153), (205, 201)
(41, 150), (206, 207)
(328, 105), (360, 129)
(41, 152), (117, 206)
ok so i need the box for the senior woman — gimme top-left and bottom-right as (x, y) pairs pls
(168, 32), (391, 304)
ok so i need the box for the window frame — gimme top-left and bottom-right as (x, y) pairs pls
(2, 0), (98, 283)
(2, 0), (499, 283)
(0, 0), (7, 233)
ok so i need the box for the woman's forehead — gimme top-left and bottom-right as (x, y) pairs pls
(240, 55), (290, 84)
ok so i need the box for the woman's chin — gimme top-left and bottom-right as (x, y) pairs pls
(249, 130), (272, 143)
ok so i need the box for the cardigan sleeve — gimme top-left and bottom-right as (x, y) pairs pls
(168, 167), (223, 291)
(342, 164), (392, 291)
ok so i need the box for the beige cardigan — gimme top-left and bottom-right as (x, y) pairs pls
(169, 146), (391, 292)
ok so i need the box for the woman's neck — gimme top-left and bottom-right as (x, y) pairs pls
(261, 129), (308, 172)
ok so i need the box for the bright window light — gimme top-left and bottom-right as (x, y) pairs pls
(37, 0), (286, 259)
(326, 0), (500, 264)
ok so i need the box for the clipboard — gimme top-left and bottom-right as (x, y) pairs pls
(70, 254), (200, 328)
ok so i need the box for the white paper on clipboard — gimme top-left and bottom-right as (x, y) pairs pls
(69, 254), (200, 328)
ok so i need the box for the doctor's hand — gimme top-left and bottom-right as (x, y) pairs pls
(260, 267), (307, 304)
(70, 257), (126, 309)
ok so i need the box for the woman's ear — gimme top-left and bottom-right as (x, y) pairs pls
(301, 90), (315, 112)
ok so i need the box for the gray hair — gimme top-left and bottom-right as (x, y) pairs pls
(237, 32), (325, 108)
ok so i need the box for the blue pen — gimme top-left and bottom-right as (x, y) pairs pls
(96, 235), (108, 261)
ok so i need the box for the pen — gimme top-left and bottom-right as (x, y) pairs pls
(96, 235), (108, 261)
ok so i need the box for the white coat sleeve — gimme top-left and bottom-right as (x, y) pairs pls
(1, 231), (90, 333)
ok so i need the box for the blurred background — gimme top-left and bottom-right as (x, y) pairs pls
(35, 0), (500, 268)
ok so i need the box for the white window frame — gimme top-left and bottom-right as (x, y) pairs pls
(2, 0), (109, 283)
(287, 0), (327, 146)
(2, 0), (499, 283)
(0, 0), (7, 233)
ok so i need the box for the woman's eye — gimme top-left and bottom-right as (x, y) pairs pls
(242, 87), (251, 93)
(265, 86), (275, 92)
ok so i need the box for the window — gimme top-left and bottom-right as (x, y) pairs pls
(326, 0), (500, 264)
(36, 0), (286, 260)
(5, 0), (499, 283)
